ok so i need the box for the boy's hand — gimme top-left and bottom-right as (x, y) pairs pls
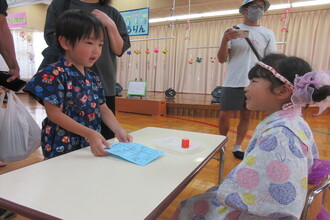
(86, 130), (109, 156)
(115, 129), (133, 143)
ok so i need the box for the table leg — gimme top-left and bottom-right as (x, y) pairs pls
(219, 145), (225, 184)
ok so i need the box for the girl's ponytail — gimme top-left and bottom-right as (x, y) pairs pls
(312, 86), (330, 102)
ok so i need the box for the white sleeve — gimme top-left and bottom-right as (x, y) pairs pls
(265, 30), (277, 54)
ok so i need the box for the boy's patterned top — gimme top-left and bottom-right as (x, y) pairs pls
(24, 57), (106, 158)
(173, 108), (319, 220)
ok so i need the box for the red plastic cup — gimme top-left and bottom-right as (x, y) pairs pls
(181, 139), (190, 148)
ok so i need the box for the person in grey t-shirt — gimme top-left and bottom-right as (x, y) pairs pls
(217, 0), (276, 160)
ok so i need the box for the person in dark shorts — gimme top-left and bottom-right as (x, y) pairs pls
(217, 0), (276, 159)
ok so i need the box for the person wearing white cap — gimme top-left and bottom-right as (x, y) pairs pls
(217, 0), (276, 160)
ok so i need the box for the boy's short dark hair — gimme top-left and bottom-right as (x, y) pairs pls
(100, 0), (110, 4)
(248, 53), (312, 92)
(56, 9), (105, 55)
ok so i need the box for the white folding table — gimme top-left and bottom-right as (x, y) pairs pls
(0, 127), (227, 220)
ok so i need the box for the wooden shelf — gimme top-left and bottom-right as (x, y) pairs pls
(115, 97), (166, 116)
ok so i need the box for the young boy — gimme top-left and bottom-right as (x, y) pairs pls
(24, 9), (132, 158)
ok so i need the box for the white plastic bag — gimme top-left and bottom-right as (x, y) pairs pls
(0, 91), (41, 162)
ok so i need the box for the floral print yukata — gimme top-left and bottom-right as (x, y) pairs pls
(173, 108), (319, 220)
(24, 57), (106, 158)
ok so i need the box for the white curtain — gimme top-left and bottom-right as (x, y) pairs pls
(117, 9), (330, 94)
(11, 30), (46, 79)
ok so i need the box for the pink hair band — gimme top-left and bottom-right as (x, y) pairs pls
(257, 61), (294, 90)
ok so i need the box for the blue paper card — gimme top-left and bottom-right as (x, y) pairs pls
(105, 142), (164, 166)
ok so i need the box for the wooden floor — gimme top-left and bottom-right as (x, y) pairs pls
(1, 92), (329, 220)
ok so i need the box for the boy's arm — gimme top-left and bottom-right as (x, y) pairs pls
(100, 103), (133, 142)
(43, 101), (108, 156)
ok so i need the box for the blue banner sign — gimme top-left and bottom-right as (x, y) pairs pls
(120, 8), (149, 36)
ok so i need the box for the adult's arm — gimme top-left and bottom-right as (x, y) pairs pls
(217, 28), (239, 63)
(92, 9), (130, 56)
(0, 14), (19, 82)
(92, 9), (123, 56)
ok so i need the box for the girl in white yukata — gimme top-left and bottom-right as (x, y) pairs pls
(172, 53), (330, 220)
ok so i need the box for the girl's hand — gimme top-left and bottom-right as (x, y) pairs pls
(115, 129), (133, 143)
(91, 9), (116, 29)
(86, 130), (110, 156)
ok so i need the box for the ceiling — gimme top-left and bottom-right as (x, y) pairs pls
(8, 0), (330, 20)
(112, 0), (330, 19)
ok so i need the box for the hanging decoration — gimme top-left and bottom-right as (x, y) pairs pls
(278, 2), (292, 53)
(145, 48), (150, 54)
(26, 34), (32, 43)
(134, 49), (141, 55)
(210, 57), (216, 63)
(162, 49), (168, 54)
(27, 52), (34, 62)
(196, 57), (202, 63)
(127, 50), (132, 55)
(186, 0), (192, 64)
(284, 8), (291, 13)
(153, 48), (159, 91)
(168, 6), (175, 28)
(19, 31), (26, 38)
(185, 19), (191, 41)
(185, 0), (191, 41)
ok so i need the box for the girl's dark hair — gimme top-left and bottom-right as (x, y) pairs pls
(100, 0), (110, 5)
(312, 85), (330, 102)
(56, 9), (105, 54)
(248, 53), (312, 93)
